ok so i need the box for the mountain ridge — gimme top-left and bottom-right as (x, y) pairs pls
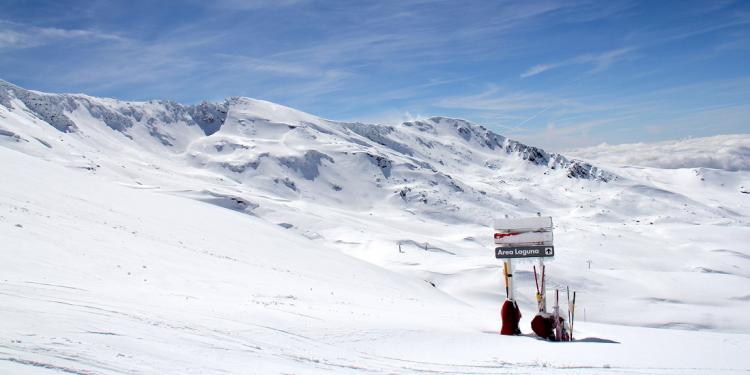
(0, 80), (612, 184)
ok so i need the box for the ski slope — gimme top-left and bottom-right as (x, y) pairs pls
(1, 81), (750, 373)
(3, 147), (749, 374)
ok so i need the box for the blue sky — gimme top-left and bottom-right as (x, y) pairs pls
(0, 0), (748, 150)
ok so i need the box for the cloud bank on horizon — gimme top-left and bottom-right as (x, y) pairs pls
(569, 134), (750, 171)
(0, 0), (748, 151)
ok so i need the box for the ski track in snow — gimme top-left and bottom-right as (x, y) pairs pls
(1, 81), (750, 373)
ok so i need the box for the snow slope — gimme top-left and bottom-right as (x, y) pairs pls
(3, 146), (749, 374)
(2, 80), (750, 373)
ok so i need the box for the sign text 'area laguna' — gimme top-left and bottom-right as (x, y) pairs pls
(495, 245), (555, 259)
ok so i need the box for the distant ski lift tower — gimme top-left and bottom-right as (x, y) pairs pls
(494, 216), (554, 335)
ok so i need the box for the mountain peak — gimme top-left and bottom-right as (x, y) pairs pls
(225, 96), (325, 126)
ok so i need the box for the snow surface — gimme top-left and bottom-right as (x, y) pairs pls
(2, 81), (750, 373)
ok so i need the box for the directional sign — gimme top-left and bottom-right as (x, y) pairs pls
(495, 245), (555, 259)
(494, 216), (554, 259)
(494, 231), (553, 245)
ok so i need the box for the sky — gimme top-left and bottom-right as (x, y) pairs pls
(0, 0), (748, 151)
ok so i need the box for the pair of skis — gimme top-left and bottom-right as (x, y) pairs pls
(556, 287), (577, 341)
(533, 265), (577, 341)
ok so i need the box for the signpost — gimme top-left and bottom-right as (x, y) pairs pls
(494, 216), (554, 336)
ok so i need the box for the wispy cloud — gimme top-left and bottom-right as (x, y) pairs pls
(0, 0), (637, 103)
(521, 47), (637, 78)
(207, 0), (309, 10)
(0, 20), (125, 49)
(436, 85), (562, 112)
(217, 54), (324, 77)
(51, 31), (225, 93)
(624, 8), (750, 47)
(519, 63), (559, 78)
(0, 29), (23, 48)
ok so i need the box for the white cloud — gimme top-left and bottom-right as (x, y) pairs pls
(568, 134), (750, 171)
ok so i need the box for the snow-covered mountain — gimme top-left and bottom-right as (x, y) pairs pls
(2, 80), (749, 373)
(0, 79), (612, 214)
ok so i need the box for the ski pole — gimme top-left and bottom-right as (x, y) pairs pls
(554, 289), (561, 341)
(570, 290), (576, 340)
(567, 286), (571, 331)
(533, 265), (542, 311)
(541, 265), (546, 311)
